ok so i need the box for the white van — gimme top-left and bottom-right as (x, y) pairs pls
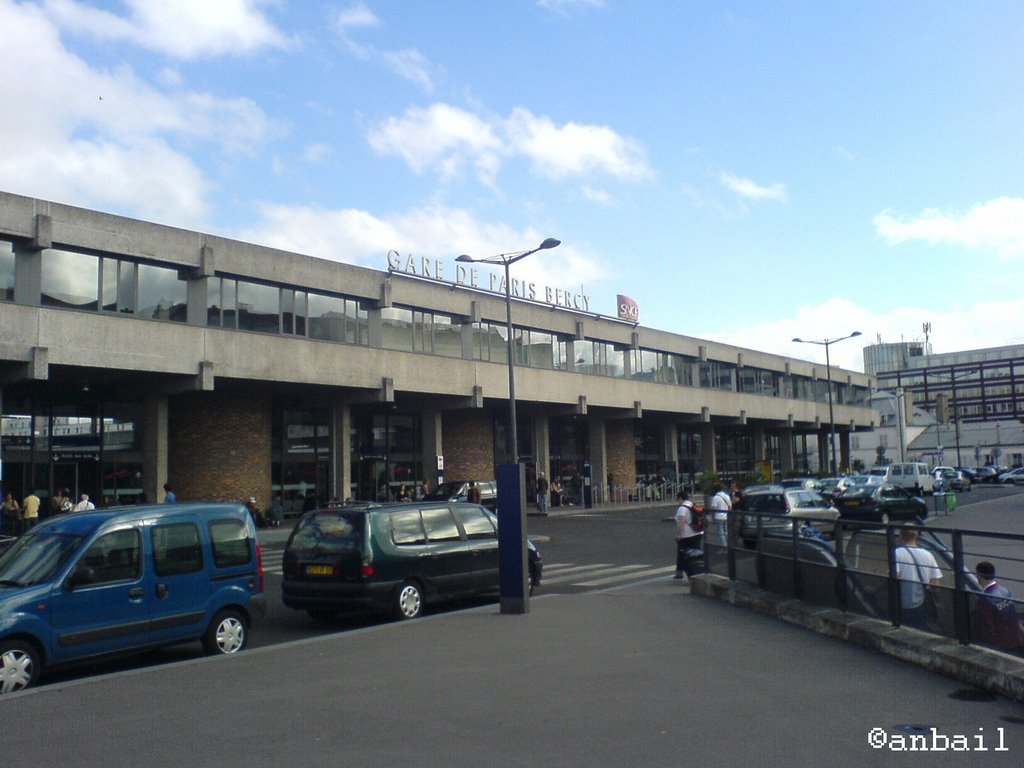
(867, 463), (934, 495)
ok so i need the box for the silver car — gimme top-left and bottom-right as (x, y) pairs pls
(739, 487), (840, 546)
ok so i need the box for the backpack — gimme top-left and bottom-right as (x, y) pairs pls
(688, 503), (704, 532)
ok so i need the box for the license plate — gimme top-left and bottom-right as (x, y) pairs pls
(845, 500), (860, 506)
(306, 564), (333, 576)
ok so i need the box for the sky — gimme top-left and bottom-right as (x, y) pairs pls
(2, 0), (1023, 374)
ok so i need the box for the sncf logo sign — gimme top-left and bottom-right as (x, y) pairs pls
(617, 295), (639, 322)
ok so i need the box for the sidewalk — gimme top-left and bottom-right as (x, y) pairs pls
(5, 577), (1021, 766)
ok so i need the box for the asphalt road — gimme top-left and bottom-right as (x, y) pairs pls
(33, 486), (1024, 691)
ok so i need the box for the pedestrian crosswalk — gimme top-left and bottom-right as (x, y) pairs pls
(262, 548), (284, 575)
(259, 549), (675, 591)
(541, 562), (676, 589)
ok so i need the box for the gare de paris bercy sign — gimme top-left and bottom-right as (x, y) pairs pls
(387, 251), (639, 322)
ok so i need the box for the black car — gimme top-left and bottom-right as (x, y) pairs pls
(833, 483), (927, 524)
(424, 480), (498, 512)
(973, 467), (1001, 483)
(281, 502), (541, 621)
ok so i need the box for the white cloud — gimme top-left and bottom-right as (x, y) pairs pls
(580, 185), (614, 206)
(718, 171), (788, 203)
(505, 107), (652, 182)
(368, 103), (651, 190)
(301, 143), (333, 164)
(700, 296), (1024, 374)
(42, 0), (292, 59)
(0, 0), (274, 226)
(337, 2), (379, 29)
(237, 202), (608, 289)
(874, 197), (1024, 261)
(335, 4), (436, 92)
(368, 104), (503, 185)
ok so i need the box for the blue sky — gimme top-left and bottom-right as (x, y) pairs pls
(2, 0), (1023, 373)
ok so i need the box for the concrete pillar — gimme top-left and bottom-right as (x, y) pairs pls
(143, 393), (169, 504)
(13, 243), (42, 306)
(662, 422), (679, 483)
(701, 423), (716, 476)
(331, 397), (351, 500)
(533, 415), (550, 479)
(588, 417), (607, 505)
(421, 407), (443, 494)
(839, 431), (851, 473)
(753, 427), (767, 462)
(817, 430), (830, 474)
(779, 429), (794, 477)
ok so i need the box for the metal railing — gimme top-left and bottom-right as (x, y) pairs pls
(703, 510), (1024, 656)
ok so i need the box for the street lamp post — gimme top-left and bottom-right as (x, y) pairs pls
(457, 238), (560, 462)
(938, 368), (979, 468)
(792, 331), (862, 475)
(457, 238), (560, 614)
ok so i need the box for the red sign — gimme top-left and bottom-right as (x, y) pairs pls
(617, 294), (639, 322)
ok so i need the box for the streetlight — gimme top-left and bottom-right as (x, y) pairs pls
(457, 238), (561, 463)
(792, 331), (862, 475)
(935, 368), (979, 468)
(457, 237), (561, 615)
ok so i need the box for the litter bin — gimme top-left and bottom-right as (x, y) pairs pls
(933, 491), (956, 515)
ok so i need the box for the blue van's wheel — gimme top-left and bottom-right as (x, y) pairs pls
(203, 609), (247, 655)
(394, 581), (424, 619)
(0, 639), (40, 694)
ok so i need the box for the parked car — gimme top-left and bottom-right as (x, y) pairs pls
(998, 468), (1024, 486)
(281, 502), (542, 622)
(955, 467), (977, 482)
(973, 467), (1001, 483)
(738, 487), (839, 546)
(832, 483), (928, 524)
(0, 503), (266, 694)
(423, 480), (498, 511)
(932, 466), (972, 492)
(779, 478), (822, 491)
(867, 463), (934, 495)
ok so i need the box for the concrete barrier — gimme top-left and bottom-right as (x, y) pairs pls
(692, 572), (1024, 703)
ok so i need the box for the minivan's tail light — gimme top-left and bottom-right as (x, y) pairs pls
(360, 563), (375, 578)
(255, 541), (264, 593)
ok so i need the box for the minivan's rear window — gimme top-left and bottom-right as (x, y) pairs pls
(209, 519), (252, 567)
(290, 512), (364, 553)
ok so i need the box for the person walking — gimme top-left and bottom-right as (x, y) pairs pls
(2, 493), (21, 536)
(893, 526), (941, 629)
(163, 483), (177, 503)
(22, 491), (40, 532)
(674, 490), (702, 581)
(466, 481), (482, 505)
(972, 561), (1024, 651)
(709, 483), (732, 547)
(73, 493), (95, 512)
(536, 472), (549, 516)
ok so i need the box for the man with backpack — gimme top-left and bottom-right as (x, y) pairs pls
(674, 490), (703, 581)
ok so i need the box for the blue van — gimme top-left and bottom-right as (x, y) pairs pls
(0, 503), (265, 693)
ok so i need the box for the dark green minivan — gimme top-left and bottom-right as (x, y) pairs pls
(281, 502), (541, 621)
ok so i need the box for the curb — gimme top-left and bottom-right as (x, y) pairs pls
(691, 573), (1024, 703)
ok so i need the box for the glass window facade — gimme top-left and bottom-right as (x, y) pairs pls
(3, 239), (877, 405)
(472, 321), (508, 364)
(382, 307), (462, 357)
(1, 241), (15, 301)
(41, 248), (99, 311)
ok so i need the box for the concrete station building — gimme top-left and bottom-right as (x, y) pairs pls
(0, 191), (877, 514)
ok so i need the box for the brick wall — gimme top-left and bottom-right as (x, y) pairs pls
(442, 410), (496, 480)
(168, 390), (272, 505)
(606, 420), (636, 489)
